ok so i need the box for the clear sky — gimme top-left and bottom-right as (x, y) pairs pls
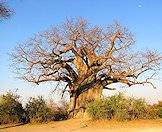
(0, 0), (162, 104)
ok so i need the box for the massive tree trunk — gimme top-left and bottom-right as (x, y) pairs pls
(68, 46), (103, 116)
(76, 85), (102, 111)
(69, 85), (102, 117)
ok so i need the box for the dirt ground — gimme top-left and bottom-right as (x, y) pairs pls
(1, 119), (162, 132)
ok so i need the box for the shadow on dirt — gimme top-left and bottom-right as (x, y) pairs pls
(0, 123), (27, 130)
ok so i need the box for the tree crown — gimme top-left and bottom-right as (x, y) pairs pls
(10, 18), (162, 97)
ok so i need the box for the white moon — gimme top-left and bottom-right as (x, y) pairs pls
(138, 4), (142, 8)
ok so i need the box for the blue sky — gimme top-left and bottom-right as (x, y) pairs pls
(0, 0), (162, 103)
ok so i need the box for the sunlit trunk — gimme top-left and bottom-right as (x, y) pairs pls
(69, 94), (77, 118)
(69, 86), (102, 118)
(76, 86), (102, 109)
(75, 85), (102, 117)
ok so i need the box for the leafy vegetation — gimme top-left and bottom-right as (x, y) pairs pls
(0, 91), (161, 125)
(87, 93), (159, 120)
(0, 92), (68, 124)
(154, 101), (162, 118)
(25, 96), (68, 123)
(25, 96), (52, 123)
(158, 107), (162, 118)
(0, 92), (25, 124)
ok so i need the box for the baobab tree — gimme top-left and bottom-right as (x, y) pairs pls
(10, 18), (161, 117)
(0, 0), (12, 20)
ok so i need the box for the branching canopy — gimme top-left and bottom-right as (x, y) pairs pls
(10, 18), (162, 98)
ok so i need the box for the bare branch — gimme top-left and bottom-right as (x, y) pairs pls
(10, 18), (162, 114)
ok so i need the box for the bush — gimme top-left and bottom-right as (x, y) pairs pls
(0, 92), (25, 124)
(158, 108), (162, 118)
(25, 96), (68, 123)
(87, 93), (159, 120)
(155, 101), (162, 118)
(25, 96), (52, 123)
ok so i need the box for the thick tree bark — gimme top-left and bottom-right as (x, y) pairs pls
(76, 86), (102, 109)
(69, 85), (102, 117)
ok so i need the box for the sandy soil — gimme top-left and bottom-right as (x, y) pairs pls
(1, 119), (162, 132)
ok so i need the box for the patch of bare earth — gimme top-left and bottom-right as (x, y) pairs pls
(1, 119), (162, 132)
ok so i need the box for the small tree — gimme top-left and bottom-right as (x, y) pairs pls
(10, 18), (162, 117)
(0, 92), (25, 124)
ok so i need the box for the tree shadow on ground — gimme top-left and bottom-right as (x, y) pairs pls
(0, 123), (27, 130)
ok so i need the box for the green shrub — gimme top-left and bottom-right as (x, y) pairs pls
(158, 107), (162, 118)
(155, 101), (162, 118)
(25, 96), (52, 123)
(87, 93), (159, 120)
(0, 92), (25, 124)
(25, 96), (68, 123)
